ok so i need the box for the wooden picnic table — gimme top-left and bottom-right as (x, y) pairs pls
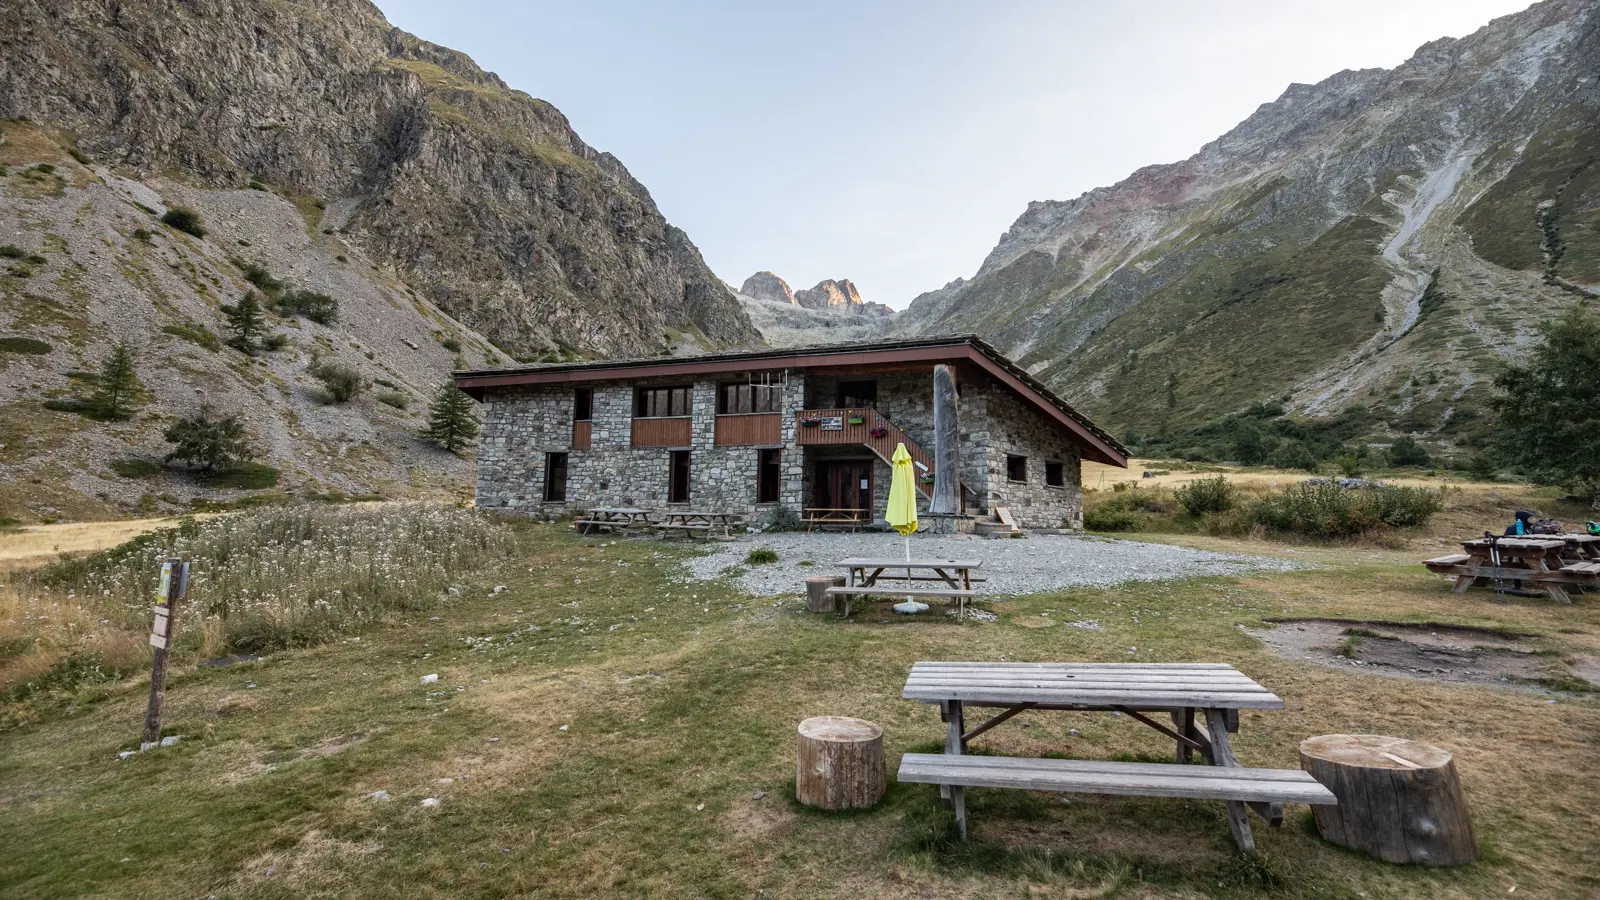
(655, 510), (743, 538)
(896, 661), (1331, 853)
(575, 507), (653, 535)
(803, 507), (869, 532)
(830, 557), (984, 618)
(1424, 536), (1599, 604)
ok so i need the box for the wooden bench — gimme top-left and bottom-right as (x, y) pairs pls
(897, 753), (1335, 835)
(1423, 554), (1471, 567)
(825, 586), (975, 619)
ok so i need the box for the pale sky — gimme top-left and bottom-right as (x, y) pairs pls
(375, 0), (1534, 308)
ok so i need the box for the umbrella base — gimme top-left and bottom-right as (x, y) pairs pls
(893, 600), (930, 614)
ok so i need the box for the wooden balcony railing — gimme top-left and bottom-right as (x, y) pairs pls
(795, 408), (938, 498)
(572, 420), (592, 450)
(714, 413), (782, 446)
(631, 416), (691, 447)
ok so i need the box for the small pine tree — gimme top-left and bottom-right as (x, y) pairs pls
(90, 342), (141, 420)
(424, 379), (479, 453)
(163, 405), (255, 472)
(222, 290), (268, 354)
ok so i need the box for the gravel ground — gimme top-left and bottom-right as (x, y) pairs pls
(681, 533), (1306, 597)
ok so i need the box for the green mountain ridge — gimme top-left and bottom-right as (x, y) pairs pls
(897, 0), (1600, 455)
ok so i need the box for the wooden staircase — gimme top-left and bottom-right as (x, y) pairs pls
(794, 408), (975, 509)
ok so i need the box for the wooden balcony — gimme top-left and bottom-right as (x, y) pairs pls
(572, 420), (591, 450)
(714, 413), (781, 446)
(631, 416), (691, 447)
(795, 408), (937, 498)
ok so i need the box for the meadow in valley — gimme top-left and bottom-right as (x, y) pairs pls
(1, 478), (1597, 899)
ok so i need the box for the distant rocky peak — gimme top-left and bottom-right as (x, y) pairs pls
(740, 271), (794, 304)
(794, 278), (863, 310)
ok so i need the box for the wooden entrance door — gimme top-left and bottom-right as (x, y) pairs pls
(814, 461), (873, 517)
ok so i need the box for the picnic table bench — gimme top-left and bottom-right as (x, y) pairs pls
(828, 558), (982, 618)
(803, 508), (870, 532)
(574, 507), (653, 535)
(653, 510), (743, 539)
(1424, 536), (1597, 603)
(896, 661), (1335, 853)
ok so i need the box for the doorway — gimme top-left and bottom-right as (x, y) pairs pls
(668, 450), (691, 504)
(813, 460), (873, 517)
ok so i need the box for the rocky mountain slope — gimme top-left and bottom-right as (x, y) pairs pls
(0, 0), (757, 361)
(0, 0), (759, 522)
(732, 270), (894, 347)
(898, 0), (1600, 449)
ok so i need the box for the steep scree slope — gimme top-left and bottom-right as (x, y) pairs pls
(898, 0), (1600, 445)
(0, 0), (758, 360)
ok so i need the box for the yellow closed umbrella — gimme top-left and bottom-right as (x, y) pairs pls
(886, 444), (921, 610)
(886, 443), (919, 539)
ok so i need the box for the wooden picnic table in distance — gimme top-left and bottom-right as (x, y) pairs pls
(896, 661), (1332, 852)
(829, 557), (984, 618)
(654, 510), (743, 538)
(574, 507), (653, 535)
(1423, 536), (1598, 604)
(803, 508), (869, 532)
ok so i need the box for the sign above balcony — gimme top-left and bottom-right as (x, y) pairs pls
(820, 415), (844, 431)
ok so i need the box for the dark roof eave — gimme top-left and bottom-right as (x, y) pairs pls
(455, 334), (1129, 467)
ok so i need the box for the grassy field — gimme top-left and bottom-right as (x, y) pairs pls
(2, 503), (1598, 898)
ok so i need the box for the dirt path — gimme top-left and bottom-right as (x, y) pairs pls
(0, 515), (215, 572)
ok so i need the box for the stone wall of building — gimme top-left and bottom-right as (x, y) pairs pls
(475, 365), (1083, 529)
(964, 382), (1084, 529)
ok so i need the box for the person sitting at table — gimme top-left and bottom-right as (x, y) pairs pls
(1505, 510), (1535, 536)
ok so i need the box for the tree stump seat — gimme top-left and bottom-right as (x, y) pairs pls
(795, 716), (885, 810)
(1300, 734), (1477, 866)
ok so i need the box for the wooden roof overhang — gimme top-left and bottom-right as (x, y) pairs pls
(455, 336), (1129, 466)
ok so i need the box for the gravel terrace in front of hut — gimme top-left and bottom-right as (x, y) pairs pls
(682, 532), (1306, 597)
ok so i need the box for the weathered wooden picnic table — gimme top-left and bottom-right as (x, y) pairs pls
(802, 507), (869, 532)
(895, 661), (1335, 853)
(654, 510), (743, 539)
(574, 507), (653, 535)
(828, 557), (983, 618)
(1423, 536), (1600, 604)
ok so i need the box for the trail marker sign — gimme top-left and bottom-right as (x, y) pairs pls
(142, 558), (190, 746)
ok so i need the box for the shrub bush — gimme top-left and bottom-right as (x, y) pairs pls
(160, 206), (206, 237)
(1249, 482), (1443, 537)
(762, 505), (801, 532)
(1175, 475), (1234, 516)
(0, 336), (51, 354)
(161, 323), (220, 351)
(109, 458), (161, 479)
(275, 288), (338, 324)
(439, 335), (463, 353)
(1387, 436), (1432, 467)
(1083, 503), (1141, 532)
(236, 261), (283, 294)
(745, 548), (780, 565)
(164, 406), (255, 472)
(376, 390), (409, 410)
(0, 244), (23, 259)
(310, 358), (366, 403)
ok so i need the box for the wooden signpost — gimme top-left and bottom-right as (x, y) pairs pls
(142, 557), (190, 747)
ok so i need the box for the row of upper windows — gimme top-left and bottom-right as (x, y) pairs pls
(570, 384), (783, 420)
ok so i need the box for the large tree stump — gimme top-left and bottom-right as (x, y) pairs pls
(805, 575), (845, 613)
(796, 716), (885, 810)
(1300, 734), (1477, 866)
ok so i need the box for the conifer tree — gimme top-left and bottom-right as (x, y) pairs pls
(163, 405), (255, 472)
(90, 341), (141, 420)
(222, 290), (267, 354)
(424, 379), (479, 453)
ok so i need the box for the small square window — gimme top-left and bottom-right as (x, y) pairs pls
(1046, 461), (1065, 488)
(1006, 455), (1027, 483)
(573, 388), (592, 422)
